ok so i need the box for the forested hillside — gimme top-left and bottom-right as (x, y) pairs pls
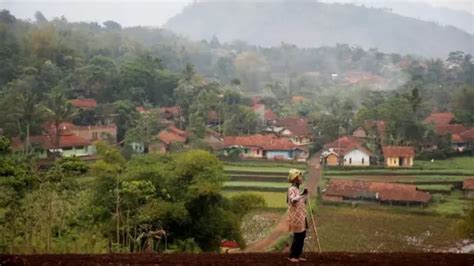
(164, 1), (474, 58)
(0, 9), (473, 142)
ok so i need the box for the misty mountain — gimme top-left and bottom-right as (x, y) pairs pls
(164, 1), (474, 58)
(360, 1), (474, 34)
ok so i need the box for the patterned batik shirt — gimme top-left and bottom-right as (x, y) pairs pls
(287, 185), (307, 233)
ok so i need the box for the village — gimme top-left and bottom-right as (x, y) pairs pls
(6, 94), (474, 213)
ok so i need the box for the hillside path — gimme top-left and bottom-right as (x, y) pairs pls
(244, 154), (321, 252)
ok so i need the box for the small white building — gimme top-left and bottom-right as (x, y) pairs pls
(342, 147), (372, 166)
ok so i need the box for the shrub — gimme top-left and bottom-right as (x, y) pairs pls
(56, 156), (89, 176)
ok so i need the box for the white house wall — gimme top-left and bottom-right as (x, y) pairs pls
(343, 149), (370, 166)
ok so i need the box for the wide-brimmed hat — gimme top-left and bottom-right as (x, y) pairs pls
(288, 169), (303, 183)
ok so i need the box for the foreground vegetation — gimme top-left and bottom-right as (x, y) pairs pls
(0, 139), (267, 253)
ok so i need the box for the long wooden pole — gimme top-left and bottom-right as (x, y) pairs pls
(308, 202), (321, 254)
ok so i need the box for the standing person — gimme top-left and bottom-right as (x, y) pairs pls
(287, 169), (308, 262)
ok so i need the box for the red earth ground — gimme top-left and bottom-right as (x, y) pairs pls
(2, 252), (474, 265)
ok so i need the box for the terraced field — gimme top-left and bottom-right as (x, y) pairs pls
(222, 162), (307, 209)
(321, 157), (474, 216)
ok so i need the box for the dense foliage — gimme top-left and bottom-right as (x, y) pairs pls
(0, 139), (264, 253)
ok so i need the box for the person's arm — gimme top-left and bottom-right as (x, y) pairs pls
(288, 187), (306, 203)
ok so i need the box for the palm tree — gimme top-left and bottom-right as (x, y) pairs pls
(45, 87), (76, 156)
(4, 78), (46, 154)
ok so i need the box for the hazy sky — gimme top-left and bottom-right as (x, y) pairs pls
(1, 0), (472, 27)
(323, 0), (473, 14)
(0, 0), (192, 27)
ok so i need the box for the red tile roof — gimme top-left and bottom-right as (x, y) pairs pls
(435, 124), (468, 135)
(13, 132), (91, 150)
(224, 134), (273, 148)
(369, 182), (431, 203)
(157, 131), (186, 145)
(220, 240), (240, 249)
(223, 134), (298, 150)
(463, 178), (474, 190)
(325, 180), (431, 203)
(69, 99), (97, 109)
(324, 136), (363, 150)
(51, 133), (92, 148)
(451, 134), (464, 143)
(460, 129), (474, 141)
(323, 136), (372, 158)
(275, 117), (312, 136)
(423, 112), (455, 126)
(265, 137), (299, 150)
(167, 125), (187, 138)
(157, 125), (187, 145)
(382, 146), (415, 158)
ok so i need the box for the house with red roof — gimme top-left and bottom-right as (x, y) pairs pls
(222, 134), (308, 162)
(423, 112), (473, 152)
(55, 122), (117, 145)
(273, 117), (313, 146)
(382, 146), (415, 168)
(11, 126), (93, 159)
(150, 125), (188, 153)
(130, 125), (188, 154)
(322, 136), (372, 166)
(220, 240), (240, 253)
(462, 178), (474, 198)
(323, 179), (431, 207)
(423, 112), (455, 126)
(69, 98), (97, 110)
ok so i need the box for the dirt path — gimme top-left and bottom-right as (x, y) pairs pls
(245, 154), (321, 252)
(2, 252), (473, 265)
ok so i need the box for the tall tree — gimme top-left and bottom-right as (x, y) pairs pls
(2, 78), (45, 153)
(454, 86), (474, 126)
(45, 87), (76, 153)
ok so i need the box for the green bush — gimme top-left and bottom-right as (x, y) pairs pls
(56, 157), (89, 176)
(171, 238), (202, 253)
